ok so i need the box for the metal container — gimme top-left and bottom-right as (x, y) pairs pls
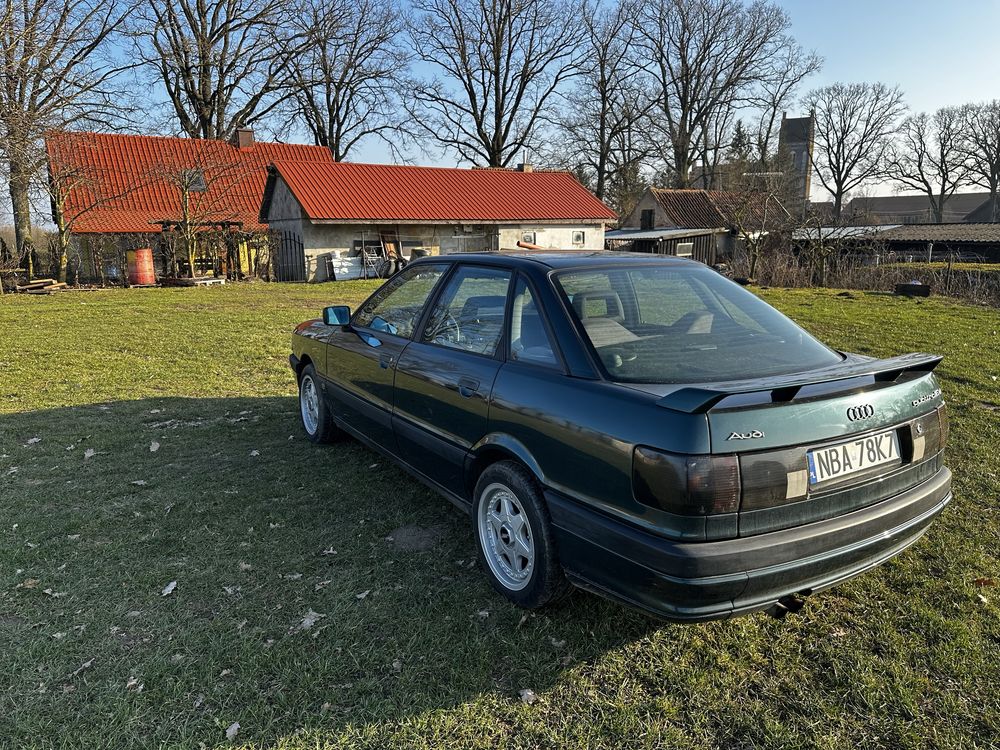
(127, 248), (155, 286)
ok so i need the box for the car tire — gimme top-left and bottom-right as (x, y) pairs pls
(473, 461), (570, 609)
(298, 364), (338, 444)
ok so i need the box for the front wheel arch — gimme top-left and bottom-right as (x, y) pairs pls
(294, 353), (313, 377)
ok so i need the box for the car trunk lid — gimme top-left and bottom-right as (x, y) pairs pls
(652, 352), (947, 536)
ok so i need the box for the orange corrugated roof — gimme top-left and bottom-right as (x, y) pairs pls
(45, 131), (334, 234)
(262, 161), (617, 223)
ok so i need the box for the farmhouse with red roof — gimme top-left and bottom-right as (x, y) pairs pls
(45, 129), (334, 281)
(259, 161), (616, 281)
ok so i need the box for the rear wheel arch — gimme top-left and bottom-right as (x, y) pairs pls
(466, 436), (545, 501)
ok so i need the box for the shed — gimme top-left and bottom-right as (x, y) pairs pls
(258, 161), (617, 281)
(612, 187), (782, 265)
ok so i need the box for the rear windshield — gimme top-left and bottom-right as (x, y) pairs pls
(554, 265), (843, 383)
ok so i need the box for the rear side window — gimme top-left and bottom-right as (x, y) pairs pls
(509, 277), (559, 368)
(353, 264), (447, 337)
(555, 266), (842, 383)
(423, 266), (512, 356)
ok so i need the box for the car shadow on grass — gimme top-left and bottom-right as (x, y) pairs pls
(0, 395), (662, 746)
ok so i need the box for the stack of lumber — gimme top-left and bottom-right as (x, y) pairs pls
(15, 279), (67, 294)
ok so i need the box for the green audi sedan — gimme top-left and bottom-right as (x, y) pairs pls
(290, 253), (951, 621)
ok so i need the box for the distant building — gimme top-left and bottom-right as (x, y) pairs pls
(606, 187), (784, 264)
(845, 192), (997, 224)
(792, 223), (1000, 262)
(258, 162), (616, 281)
(777, 113), (815, 210)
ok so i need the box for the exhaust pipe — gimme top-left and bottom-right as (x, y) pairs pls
(764, 593), (807, 620)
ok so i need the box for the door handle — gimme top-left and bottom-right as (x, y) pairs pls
(458, 376), (480, 398)
(379, 353), (395, 369)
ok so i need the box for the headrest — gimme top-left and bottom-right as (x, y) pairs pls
(461, 295), (507, 319)
(572, 291), (624, 321)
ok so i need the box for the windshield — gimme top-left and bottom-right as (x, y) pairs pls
(554, 265), (843, 383)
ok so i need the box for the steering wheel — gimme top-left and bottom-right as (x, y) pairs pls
(430, 311), (462, 345)
(602, 346), (638, 369)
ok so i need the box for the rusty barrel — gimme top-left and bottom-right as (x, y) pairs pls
(127, 248), (156, 286)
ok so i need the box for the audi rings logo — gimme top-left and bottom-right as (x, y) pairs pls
(846, 404), (875, 421)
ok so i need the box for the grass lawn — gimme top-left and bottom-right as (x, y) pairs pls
(1, 283), (998, 749)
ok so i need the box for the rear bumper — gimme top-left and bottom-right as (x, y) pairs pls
(547, 466), (951, 622)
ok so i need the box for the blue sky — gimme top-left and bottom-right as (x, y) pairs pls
(353, 0), (1000, 191)
(775, 0), (1000, 115)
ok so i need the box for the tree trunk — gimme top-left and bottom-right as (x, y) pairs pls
(931, 193), (944, 223)
(8, 158), (34, 279)
(672, 137), (692, 188)
(747, 241), (759, 280)
(186, 234), (197, 278)
(991, 186), (1000, 223)
(832, 193), (843, 222)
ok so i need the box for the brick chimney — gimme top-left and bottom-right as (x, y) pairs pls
(232, 128), (255, 149)
(516, 163), (533, 173)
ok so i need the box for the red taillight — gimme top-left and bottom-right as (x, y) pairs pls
(938, 404), (949, 448)
(633, 448), (740, 515)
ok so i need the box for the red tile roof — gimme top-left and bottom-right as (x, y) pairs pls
(649, 188), (780, 230)
(45, 131), (334, 234)
(261, 161), (617, 223)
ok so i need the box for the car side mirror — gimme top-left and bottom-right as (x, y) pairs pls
(323, 305), (351, 327)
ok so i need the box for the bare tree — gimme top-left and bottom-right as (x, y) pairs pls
(723, 167), (795, 279)
(887, 108), (968, 223)
(148, 148), (257, 277)
(961, 101), (1000, 222)
(407, 0), (582, 167)
(694, 106), (737, 189)
(0, 0), (131, 276)
(803, 82), (907, 221)
(637, 0), (795, 188)
(550, 1), (652, 202)
(747, 38), (822, 166)
(133, 0), (303, 140)
(285, 0), (411, 160)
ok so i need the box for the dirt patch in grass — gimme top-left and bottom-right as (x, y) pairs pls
(388, 523), (451, 552)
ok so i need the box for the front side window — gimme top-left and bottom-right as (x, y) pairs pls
(353, 263), (446, 338)
(555, 265), (842, 383)
(423, 266), (512, 356)
(509, 277), (559, 368)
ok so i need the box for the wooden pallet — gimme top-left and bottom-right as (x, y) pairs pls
(16, 279), (67, 294)
(161, 276), (226, 287)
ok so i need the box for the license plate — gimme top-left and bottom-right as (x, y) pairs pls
(807, 430), (900, 485)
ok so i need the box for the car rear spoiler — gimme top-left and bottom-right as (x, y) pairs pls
(657, 353), (943, 414)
